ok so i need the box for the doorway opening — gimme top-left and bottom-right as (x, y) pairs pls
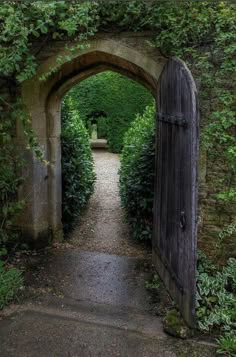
(60, 70), (154, 249)
(22, 41), (199, 325)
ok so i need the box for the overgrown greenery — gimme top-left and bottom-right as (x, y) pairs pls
(0, 261), (23, 309)
(0, 0), (235, 244)
(197, 252), (236, 356)
(63, 71), (153, 153)
(61, 99), (96, 233)
(0, 1), (235, 337)
(0, 113), (24, 256)
(119, 105), (155, 242)
(148, 2), (236, 204)
(0, 99), (41, 256)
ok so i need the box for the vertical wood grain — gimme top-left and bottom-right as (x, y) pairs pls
(153, 57), (199, 327)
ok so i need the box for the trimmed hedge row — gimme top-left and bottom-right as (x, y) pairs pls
(119, 105), (155, 241)
(61, 102), (96, 233)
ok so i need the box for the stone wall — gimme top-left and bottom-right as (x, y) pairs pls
(193, 61), (236, 263)
(4, 31), (235, 262)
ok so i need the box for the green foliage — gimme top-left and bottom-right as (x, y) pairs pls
(61, 101), (96, 233)
(217, 334), (236, 356)
(197, 252), (236, 354)
(63, 71), (153, 153)
(119, 105), (155, 241)
(0, 97), (48, 254)
(216, 221), (236, 254)
(148, 2), (236, 203)
(0, 1), (98, 250)
(145, 274), (160, 290)
(0, 1), (98, 81)
(0, 100), (24, 255)
(0, 1), (235, 187)
(0, 1), (235, 247)
(0, 260), (23, 309)
(0, 1), (235, 347)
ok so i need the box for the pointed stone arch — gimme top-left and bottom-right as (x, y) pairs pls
(19, 37), (166, 243)
(18, 34), (200, 326)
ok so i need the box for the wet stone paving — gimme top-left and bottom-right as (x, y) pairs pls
(0, 150), (216, 356)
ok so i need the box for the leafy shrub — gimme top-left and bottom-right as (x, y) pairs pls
(0, 260), (23, 309)
(119, 105), (155, 241)
(61, 104), (96, 233)
(197, 252), (236, 356)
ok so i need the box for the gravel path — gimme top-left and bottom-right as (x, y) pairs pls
(70, 150), (150, 258)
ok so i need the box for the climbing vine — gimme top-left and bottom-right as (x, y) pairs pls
(0, 1), (98, 254)
(148, 2), (236, 203)
(0, 0), (235, 254)
(0, 0), (234, 193)
(0, 1), (235, 183)
(0, 1), (235, 349)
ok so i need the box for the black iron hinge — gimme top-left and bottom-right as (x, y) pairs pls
(157, 113), (187, 127)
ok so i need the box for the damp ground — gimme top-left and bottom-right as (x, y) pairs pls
(0, 149), (216, 356)
(70, 149), (151, 258)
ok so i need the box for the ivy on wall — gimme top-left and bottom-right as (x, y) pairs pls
(0, 0), (235, 246)
(62, 71), (153, 153)
(0, 1), (235, 347)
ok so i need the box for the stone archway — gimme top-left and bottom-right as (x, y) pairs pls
(19, 34), (200, 326)
(19, 36), (166, 244)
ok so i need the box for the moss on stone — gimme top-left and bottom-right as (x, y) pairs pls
(163, 309), (193, 339)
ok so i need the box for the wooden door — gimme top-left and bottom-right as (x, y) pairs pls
(153, 57), (199, 327)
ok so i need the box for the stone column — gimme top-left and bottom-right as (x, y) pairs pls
(47, 94), (63, 242)
(17, 81), (52, 247)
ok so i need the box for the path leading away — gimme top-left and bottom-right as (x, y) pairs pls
(0, 150), (216, 356)
(70, 150), (149, 257)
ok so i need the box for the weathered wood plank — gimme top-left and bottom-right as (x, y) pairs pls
(153, 57), (199, 327)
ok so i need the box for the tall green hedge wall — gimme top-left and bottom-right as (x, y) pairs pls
(61, 99), (96, 233)
(63, 71), (153, 153)
(119, 105), (155, 242)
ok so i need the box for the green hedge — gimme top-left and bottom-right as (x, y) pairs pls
(61, 103), (96, 233)
(119, 105), (155, 241)
(63, 71), (153, 153)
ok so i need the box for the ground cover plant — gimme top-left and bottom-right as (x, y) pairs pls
(1, 0), (234, 250)
(197, 252), (236, 356)
(62, 71), (153, 153)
